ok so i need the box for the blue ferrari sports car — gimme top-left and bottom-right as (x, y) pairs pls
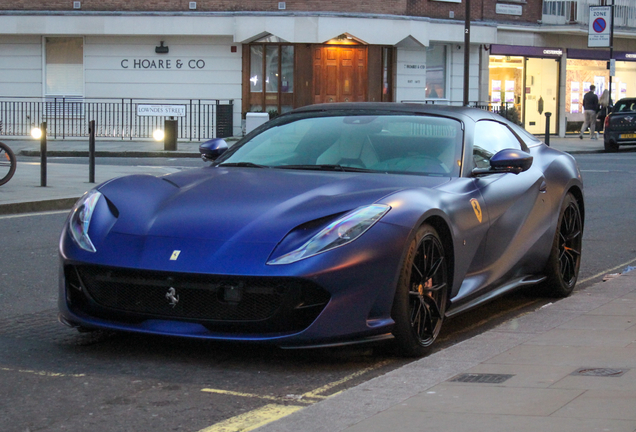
(59, 103), (584, 356)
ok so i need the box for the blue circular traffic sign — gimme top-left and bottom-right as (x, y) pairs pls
(593, 17), (607, 33)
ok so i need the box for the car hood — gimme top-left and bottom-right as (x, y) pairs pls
(99, 166), (451, 243)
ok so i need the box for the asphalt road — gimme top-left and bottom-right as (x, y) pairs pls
(1, 152), (635, 432)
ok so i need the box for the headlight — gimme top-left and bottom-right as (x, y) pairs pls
(68, 190), (102, 252)
(267, 204), (390, 265)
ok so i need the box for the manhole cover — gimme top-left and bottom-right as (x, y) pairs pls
(449, 373), (514, 384)
(571, 368), (628, 377)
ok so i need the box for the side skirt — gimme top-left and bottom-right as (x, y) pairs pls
(446, 275), (546, 318)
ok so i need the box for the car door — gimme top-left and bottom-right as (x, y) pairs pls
(471, 120), (551, 289)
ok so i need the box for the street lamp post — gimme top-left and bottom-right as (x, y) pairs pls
(463, 0), (471, 106)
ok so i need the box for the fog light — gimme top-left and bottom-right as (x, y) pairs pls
(31, 127), (42, 139)
(153, 129), (165, 141)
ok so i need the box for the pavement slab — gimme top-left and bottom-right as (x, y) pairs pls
(256, 272), (636, 432)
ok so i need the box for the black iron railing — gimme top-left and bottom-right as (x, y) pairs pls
(0, 97), (234, 140)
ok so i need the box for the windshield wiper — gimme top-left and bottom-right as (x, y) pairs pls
(217, 162), (269, 168)
(277, 164), (375, 173)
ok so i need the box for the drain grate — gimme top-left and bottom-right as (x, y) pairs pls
(449, 373), (514, 384)
(571, 367), (629, 378)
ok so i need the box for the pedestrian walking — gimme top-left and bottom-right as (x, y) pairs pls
(596, 89), (611, 133)
(580, 84), (599, 139)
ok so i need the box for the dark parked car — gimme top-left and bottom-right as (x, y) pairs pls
(604, 97), (636, 152)
(59, 103), (584, 357)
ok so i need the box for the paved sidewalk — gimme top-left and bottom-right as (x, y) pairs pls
(0, 138), (204, 214)
(256, 270), (636, 432)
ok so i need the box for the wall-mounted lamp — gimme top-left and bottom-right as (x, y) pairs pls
(155, 41), (169, 54)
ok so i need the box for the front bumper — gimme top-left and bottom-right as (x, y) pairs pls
(58, 222), (411, 347)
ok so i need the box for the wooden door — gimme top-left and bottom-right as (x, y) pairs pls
(314, 46), (367, 104)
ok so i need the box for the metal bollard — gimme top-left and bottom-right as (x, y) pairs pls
(89, 120), (96, 183)
(164, 118), (178, 151)
(40, 122), (47, 187)
(544, 112), (552, 147)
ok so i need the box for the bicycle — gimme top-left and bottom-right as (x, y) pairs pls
(0, 141), (17, 186)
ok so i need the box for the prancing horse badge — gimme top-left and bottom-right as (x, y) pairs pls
(470, 198), (482, 223)
(170, 250), (181, 261)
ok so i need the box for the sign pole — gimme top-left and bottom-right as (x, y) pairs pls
(463, 0), (470, 106)
(609, 0), (614, 104)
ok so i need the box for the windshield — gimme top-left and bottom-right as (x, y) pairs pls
(614, 99), (636, 113)
(217, 114), (463, 177)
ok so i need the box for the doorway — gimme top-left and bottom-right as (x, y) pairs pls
(313, 46), (368, 104)
(524, 58), (559, 134)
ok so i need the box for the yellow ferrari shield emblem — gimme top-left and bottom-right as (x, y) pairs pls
(470, 198), (482, 223)
(170, 250), (181, 261)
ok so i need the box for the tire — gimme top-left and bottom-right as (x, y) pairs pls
(604, 140), (619, 152)
(538, 193), (583, 298)
(391, 224), (449, 357)
(0, 141), (17, 186)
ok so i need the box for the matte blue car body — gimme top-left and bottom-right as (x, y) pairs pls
(58, 103), (584, 348)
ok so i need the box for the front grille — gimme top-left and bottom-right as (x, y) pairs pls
(66, 265), (330, 333)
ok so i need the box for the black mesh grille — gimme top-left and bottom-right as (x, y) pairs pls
(66, 265), (330, 333)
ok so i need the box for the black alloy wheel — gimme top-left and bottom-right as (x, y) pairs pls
(539, 193), (583, 297)
(392, 224), (448, 357)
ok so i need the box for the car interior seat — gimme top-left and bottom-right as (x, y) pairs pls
(316, 128), (379, 168)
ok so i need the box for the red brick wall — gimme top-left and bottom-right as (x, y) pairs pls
(0, 0), (541, 23)
(483, 0), (543, 23)
(0, 0), (408, 14)
(408, 0), (541, 24)
(408, 0), (484, 21)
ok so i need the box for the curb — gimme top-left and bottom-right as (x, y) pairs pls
(0, 197), (79, 215)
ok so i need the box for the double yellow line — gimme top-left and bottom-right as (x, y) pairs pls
(198, 359), (394, 432)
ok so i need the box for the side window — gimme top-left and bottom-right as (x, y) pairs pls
(473, 120), (522, 169)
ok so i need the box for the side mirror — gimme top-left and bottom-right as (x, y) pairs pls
(473, 148), (533, 176)
(199, 138), (228, 162)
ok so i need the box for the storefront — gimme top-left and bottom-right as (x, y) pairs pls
(241, 35), (397, 118)
(488, 45), (562, 135)
(565, 48), (636, 131)
(1, 13), (496, 138)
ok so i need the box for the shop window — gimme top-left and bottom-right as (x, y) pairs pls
(45, 37), (83, 96)
(426, 44), (447, 99)
(565, 58), (636, 114)
(249, 41), (294, 117)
